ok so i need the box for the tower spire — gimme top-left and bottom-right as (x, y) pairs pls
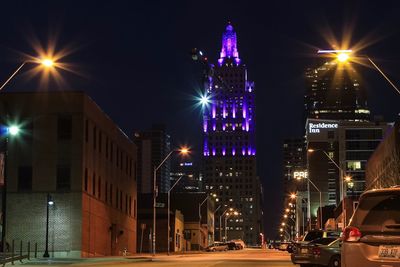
(218, 22), (240, 66)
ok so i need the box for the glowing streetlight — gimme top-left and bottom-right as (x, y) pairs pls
(281, 222), (286, 226)
(290, 193), (297, 200)
(337, 53), (350, 62)
(8, 125), (20, 136)
(153, 145), (191, 255)
(279, 228), (283, 232)
(41, 58), (54, 68)
(285, 208), (290, 213)
(283, 214), (288, 219)
(344, 175), (352, 183)
(0, 56), (57, 91)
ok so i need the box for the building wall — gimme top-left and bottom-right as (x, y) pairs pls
(173, 210), (184, 252)
(366, 122), (400, 189)
(0, 92), (137, 257)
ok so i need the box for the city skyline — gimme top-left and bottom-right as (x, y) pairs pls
(0, 0), (400, 238)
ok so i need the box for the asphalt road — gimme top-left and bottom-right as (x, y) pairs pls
(20, 248), (294, 267)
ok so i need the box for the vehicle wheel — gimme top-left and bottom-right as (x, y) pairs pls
(212, 248), (216, 252)
(328, 255), (341, 267)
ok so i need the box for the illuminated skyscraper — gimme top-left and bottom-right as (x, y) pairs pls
(304, 53), (370, 121)
(202, 23), (262, 245)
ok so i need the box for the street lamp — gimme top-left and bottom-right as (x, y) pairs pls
(219, 207), (233, 242)
(318, 49), (400, 95)
(43, 193), (54, 257)
(308, 148), (352, 228)
(152, 146), (189, 256)
(0, 124), (21, 252)
(297, 151), (323, 230)
(167, 175), (184, 255)
(198, 193), (217, 250)
(212, 205), (221, 243)
(224, 211), (239, 242)
(0, 57), (56, 91)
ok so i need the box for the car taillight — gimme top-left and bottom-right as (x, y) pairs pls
(312, 247), (321, 255)
(343, 226), (362, 242)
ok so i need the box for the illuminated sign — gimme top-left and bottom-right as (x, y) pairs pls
(308, 122), (338, 134)
(293, 171), (308, 180)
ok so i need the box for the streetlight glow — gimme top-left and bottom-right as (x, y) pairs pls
(344, 175), (352, 183)
(337, 53), (350, 62)
(285, 208), (290, 213)
(179, 147), (190, 155)
(41, 58), (54, 67)
(8, 125), (20, 136)
(290, 193), (296, 199)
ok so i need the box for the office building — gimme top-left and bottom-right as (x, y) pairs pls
(0, 91), (137, 257)
(304, 53), (370, 121)
(133, 125), (171, 194)
(202, 23), (262, 245)
(170, 161), (202, 193)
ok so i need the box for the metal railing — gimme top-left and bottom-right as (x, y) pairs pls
(0, 240), (38, 266)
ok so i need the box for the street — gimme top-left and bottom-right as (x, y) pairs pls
(20, 249), (293, 267)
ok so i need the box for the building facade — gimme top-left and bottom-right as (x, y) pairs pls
(366, 122), (400, 189)
(305, 118), (390, 229)
(0, 91), (137, 257)
(202, 23), (262, 245)
(304, 53), (370, 121)
(133, 125), (171, 194)
(170, 161), (202, 193)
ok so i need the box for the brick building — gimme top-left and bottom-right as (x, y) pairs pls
(0, 91), (137, 257)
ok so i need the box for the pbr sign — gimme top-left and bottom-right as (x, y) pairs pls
(293, 171), (308, 180)
(308, 122), (338, 134)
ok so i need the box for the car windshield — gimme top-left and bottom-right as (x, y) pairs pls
(351, 192), (400, 233)
(309, 237), (337, 245)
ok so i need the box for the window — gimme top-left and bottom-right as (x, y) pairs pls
(58, 115), (72, 140)
(92, 172), (96, 195)
(99, 131), (102, 153)
(18, 166), (32, 191)
(85, 119), (89, 142)
(93, 127), (97, 150)
(56, 166), (71, 191)
(98, 177), (101, 199)
(84, 168), (88, 191)
(327, 131), (335, 139)
(347, 161), (362, 170)
(105, 181), (108, 202)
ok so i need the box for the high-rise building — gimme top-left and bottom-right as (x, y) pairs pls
(133, 124), (171, 194)
(170, 161), (202, 193)
(202, 23), (262, 245)
(304, 53), (370, 121)
(283, 138), (306, 198)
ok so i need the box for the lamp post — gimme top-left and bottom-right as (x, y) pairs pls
(212, 205), (221, 243)
(152, 147), (189, 256)
(0, 125), (21, 252)
(198, 193), (216, 250)
(167, 175), (184, 255)
(219, 208), (233, 242)
(224, 211), (239, 242)
(43, 193), (54, 258)
(308, 148), (352, 229)
(290, 193), (308, 237)
(296, 155), (323, 230)
(317, 49), (400, 96)
(0, 58), (56, 91)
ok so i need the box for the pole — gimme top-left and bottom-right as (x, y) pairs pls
(1, 138), (8, 252)
(167, 175), (184, 255)
(367, 57), (400, 95)
(319, 191), (323, 230)
(219, 215), (222, 242)
(224, 215), (228, 242)
(0, 62), (26, 91)
(198, 196), (208, 250)
(212, 205), (221, 243)
(43, 194), (50, 257)
(152, 167), (156, 256)
(167, 190), (170, 255)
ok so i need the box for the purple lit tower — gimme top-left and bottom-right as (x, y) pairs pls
(203, 23), (262, 246)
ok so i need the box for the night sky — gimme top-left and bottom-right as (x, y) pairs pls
(1, 0), (400, 238)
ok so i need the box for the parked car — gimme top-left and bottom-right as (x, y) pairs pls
(205, 242), (228, 252)
(291, 237), (340, 267)
(292, 230), (340, 254)
(278, 242), (290, 251)
(231, 239), (245, 249)
(224, 242), (237, 250)
(342, 187), (400, 267)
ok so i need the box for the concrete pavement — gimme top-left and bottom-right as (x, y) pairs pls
(16, 248), (293, 267)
